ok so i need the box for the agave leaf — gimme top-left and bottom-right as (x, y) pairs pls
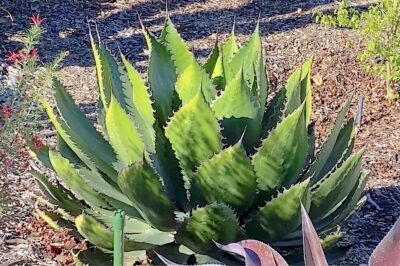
(309, 149), (364, 221)
(105, 96), (144, 167)
(57, 133), (84, 166)
(214, 242), (260, 266)
(278, 170), (368, 245)
(90, 31), (110, 110)
(213, 33), (239, 87)
(152, 245), (192, 265)
(192, 142), (256, 211)
(75, 214), (153, 251)
(32, 144), (53, 170)
(255, 54), (268, 112)
(152, 123), (188, 211)
(211, 69), (258, 120)
(86, 208), (150, 234)
(241, 240), (289, 266)
(90, 34), (128, 110)
(245, 179), (310, 242)
(49, 150), (111, 209)
(175, 60), (202, 104)
(77, 168), (144, 220)
(216, 240), (289, 266)
(148, 34), (177, 124)
(319, 119), (355, 178)
(176, 202), (241, 254)
(126, 228), (174, 246)
(32, 170), (82, 215)
(262, 88), (286, 136)
(96, 99), (108, 139)
(117, 161), (175, 231)
(253, 103), (308, 194)
(369, 215), (400, 266)
(307, 97), (353, 184)
(316, 170), (368, 233)
(221, 32), (239, 63)
(45, 80), (118, 179)
(203, 39), (220, 75)
(165, 92), (222, 190)
(162, 18), (216, 103)
(121, 54), (156, 152)
(227, 25), (261, 88)
(72, 248), (113, 266)
(284, 57), (313, 124)
(161, 18), (196, 75)
(301, 203), (329, 266)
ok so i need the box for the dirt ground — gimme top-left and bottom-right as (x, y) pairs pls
(0, 0), (400, 265)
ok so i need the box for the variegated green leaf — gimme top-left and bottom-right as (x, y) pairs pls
(121, 54), (156, 152)
(316, 170), (368, 233)
(46, 80), (118, 179)
(203, 39), (220, 75)
(148, 34), (177, 124)
(77, 168), (143, 220)
(262, 88), (286, 136)
(211, 69), (258, 119)
(255, 54), (268, 111)
(245, 179), (310, 242)
(175, 60), (201, 104)
(176, 203), (241, 254)
(49, 150), (109, 209)
(32, 170), (82, 216)
(192, 142), (256, 211)
(165, 92), (222, 188)
(161, 18), (215, 103)
(106, 97), (144, 167)
(75, 214), (154, 251)
(253, 104), (308, 194)
(90, 31), (109, 110)
(212, 32), (239, 87)
(117, 161), (175, 231)
(90, 33), (127, 110)
(307, 97), (354, 184)
(316, 119), (355, 182)
(284, 57), (313, 124)
(152, 124), (188, 211)
(227, 25), (260, 87)
(85, 208), (150, 234)
(57, 133), (83, 166)
(309, 149), (364, 221)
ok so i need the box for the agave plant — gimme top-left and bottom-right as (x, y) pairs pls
(31, 17), (367, 263)
(159, 204), (400, 266)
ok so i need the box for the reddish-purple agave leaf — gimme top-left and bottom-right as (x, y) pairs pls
(214, 241), (260, 266)
(239, 240), (289, 266)
(301, 203), (328, 266)
(369, 215), (400, 266)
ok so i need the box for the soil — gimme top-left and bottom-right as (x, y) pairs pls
(0, 0), (399, 265)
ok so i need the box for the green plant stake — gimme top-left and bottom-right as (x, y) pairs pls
(113, 209), (125, 266)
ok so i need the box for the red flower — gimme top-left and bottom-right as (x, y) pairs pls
(29, 49), (38, 59)
(5, 51), (19, 62)
(31, 135), (44, 150)
(0, 106), (13, 118)
(30, 14), (43, 26)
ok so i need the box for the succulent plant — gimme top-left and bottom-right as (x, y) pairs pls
(159, 204), (400, 266)
(31, 17), (367, 263)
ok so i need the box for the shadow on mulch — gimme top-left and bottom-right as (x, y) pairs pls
(0, 0), (336, 68)
(338, 185), (400, 265)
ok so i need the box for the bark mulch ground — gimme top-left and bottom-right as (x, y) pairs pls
(0, 0), (399, 265)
